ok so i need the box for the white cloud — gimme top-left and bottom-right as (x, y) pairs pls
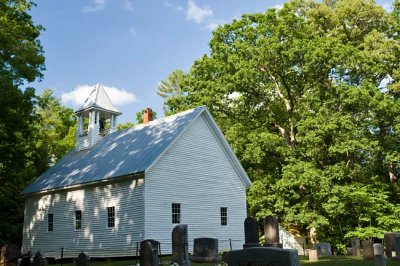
(61, 84), (137, 107)
(124, 0), (134, 12)
(206, 19), (223, 31)
(186, 0), (213, 24)
(82, 0), (106, 13)
(272, 4), (283, 10)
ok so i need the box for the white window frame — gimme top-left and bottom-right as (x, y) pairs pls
(172, 203), (181, 224)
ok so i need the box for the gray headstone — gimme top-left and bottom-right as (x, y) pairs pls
(384, 233), (400, 258)
(191, 238), (218, 262)
(140, 241), (159, 266)
(374, 243), (384, 256)
(351, 237), (361, 256)
(264, 216), (280, 246)
(171, 224), (190, 266)
(362, 240), (375, 260)
(76, 252), (90, 266)
(226, 247), (300, 266)
(314, 243), (332, 257)
(33, 251), (46, 266)
(244, 217), (260, 248)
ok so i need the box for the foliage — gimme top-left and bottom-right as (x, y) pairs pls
(159, 0), (400, 248)
(117, 122), (135, 131)
(0, 0), (45, 243)
(35, 89), (76, 165)
(135, 109), (157, 124)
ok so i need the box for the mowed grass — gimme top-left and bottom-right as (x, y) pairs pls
(51, 255), (400, 266)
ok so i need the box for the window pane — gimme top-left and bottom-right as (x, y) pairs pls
(172, 203), (180, 224)
(107, 207), (115, 228)
(48, 213), (53, 232)
(75, 210), (82, 230)
(220, 207), (227, 226)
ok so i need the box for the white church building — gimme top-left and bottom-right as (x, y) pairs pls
(21, 84), (251, 258)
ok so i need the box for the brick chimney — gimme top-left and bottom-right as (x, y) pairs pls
(143, 108), (153, 124)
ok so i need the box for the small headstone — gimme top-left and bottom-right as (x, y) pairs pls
(374, 243), (384, 256)
(76, 252), (90, 266)
(384, 233), (400, 258)
(264, 216), (282, 248)
(32, 251), (46, 266)
(362, 240), (375, 260)
(226, 247), (300, 266)
(191, 238), (218, 262)
(308, 249), (318, 261)
(351, 237), (361, 256)
(140, 241), (159, 266)
(171, 224), (190, 266)
(314, 243), (332, 257)
(347, 247), (353, 256)
(244, 217), (260, 248)
(20, 251), (31, 266)
(140, 239), (160, 255)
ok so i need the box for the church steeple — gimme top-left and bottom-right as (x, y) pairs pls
(75, 83), (121, 151)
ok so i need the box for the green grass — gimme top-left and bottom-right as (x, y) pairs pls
(51, 255), (400, 266)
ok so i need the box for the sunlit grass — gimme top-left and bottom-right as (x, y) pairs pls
(52, 255), (400, 266)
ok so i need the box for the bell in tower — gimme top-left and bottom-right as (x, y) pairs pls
(74, 83), (121, 151)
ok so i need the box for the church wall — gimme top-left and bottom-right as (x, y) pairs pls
(22, 178), (145, 258)
(145, 113), (247, 254)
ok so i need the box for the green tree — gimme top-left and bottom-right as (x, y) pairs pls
(160, 0), (400, 249)
(117, 122), (135, 131)
(157, 70), (191, 116)
(35, 89), (76, 165)
(0, 0), (45, 243)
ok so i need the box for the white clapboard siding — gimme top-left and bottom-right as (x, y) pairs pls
(145, 113), (247, 254)
(22, 178), (144, 258)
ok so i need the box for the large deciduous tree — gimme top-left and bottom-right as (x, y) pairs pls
(0, 0), (45, 243)
(159, 0), (400, 251)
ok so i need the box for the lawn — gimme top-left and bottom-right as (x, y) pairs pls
(51, 255), (400, 266)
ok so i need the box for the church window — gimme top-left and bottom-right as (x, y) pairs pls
(48, 213), (53, 232)
(172, 203), (180, 224)
(107, 207), (115, 228)
(220, 207), (227, 226)
(75, 210), (82, 230)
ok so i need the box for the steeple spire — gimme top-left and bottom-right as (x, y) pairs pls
(74, 83), (122, 151)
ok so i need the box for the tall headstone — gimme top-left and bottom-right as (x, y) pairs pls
(351, 237), (361, 256)
(76, 252), (90, 266)
(32, 251), (46, 266)
(264, 216), (282, 248)
(226, 247), (300, 266)
(191, 238), (218, 262)
(244, 217), (260, 248)
(384, 233), (400, 258)
(140, 241), (159, 266)
(171, 224), (190, 266)
(362, 240), (375, 260)
(374, 244), (386, 266)
(395, 236), (400, 258)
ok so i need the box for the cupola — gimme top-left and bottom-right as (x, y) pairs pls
(75, 83), (121, 151)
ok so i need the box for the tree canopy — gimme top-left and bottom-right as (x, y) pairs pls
(159, 0), (400, 251)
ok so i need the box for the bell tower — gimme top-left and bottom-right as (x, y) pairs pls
(75, 83), (121, 151)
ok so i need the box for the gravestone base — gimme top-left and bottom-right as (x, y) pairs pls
(243, 243), (261, 249)
(375, 255), (386, 266)
(264, 243), (283, 248)
(226, 247), (300, 266)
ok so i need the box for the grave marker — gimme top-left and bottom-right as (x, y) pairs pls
(244, 217), (260, 248)
(226, 247), (300, 266)
(191, 238), (218, 262)
(171, 224), (190, 266)
(76, 252), (90, 266)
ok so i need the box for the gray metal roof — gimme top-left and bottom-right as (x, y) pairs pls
(22, 106), (206, 195)
(75, 83), (121, 114)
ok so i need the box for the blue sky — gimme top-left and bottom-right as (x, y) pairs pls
(30, 0), (394, 124)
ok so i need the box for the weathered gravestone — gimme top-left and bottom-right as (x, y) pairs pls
(171, 224), (190, 266)
(351, 237), (361, 256)
(362, 240), (375, 260)
(264, 216), (282, 248)
(33, 251), (46, 266)
(244, 217), (260, 248)
(226, 247), (300, 266)
(140, 241), (159, 266)
(140, 239), (160, 256)
(384, 233), (400, 258)
(76, 252), (90, 266)
(373, 243), (386, 266)
(308, 249), (318, 262)
(191, 238), (218, 262)
(314, 243), (332, 257)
